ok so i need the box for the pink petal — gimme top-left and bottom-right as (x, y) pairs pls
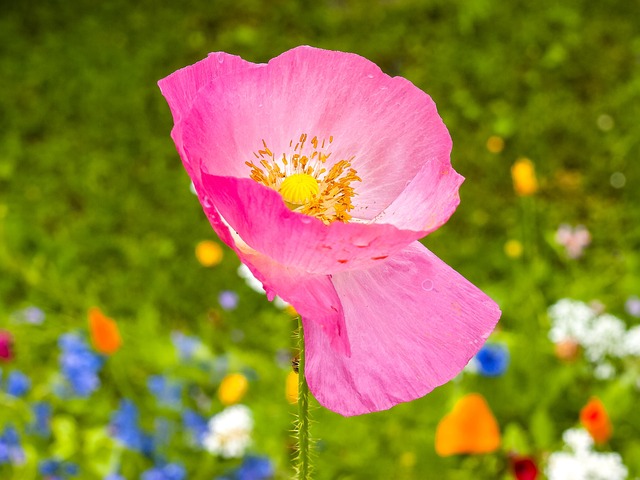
(237, 250), (350, 356)
(177, 46), (457, 229)
(372, 158), (465, 231)
(303, 241), (501, 416)
(201, 173), (423, 274)
(158, 52), (255, 125)
(158, 52), (256, 186)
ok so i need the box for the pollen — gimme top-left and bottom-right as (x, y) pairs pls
(245, 134), (360, 224)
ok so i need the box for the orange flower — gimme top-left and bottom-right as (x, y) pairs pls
(580, 397), (612, 444)
(88, 307), (122, 355)
(511, 158), (538, 196)
(554, 339), (580, 362)
(218, 373), (249, 405)
(435, 393), (501, 456)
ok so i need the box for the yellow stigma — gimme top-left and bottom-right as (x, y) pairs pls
(246, 134), (360, 224)
(279, 173), (319, 206)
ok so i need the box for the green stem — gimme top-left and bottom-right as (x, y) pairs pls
(296, 317), (311, 479)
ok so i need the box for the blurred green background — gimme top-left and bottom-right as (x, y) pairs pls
(1, 0), (639, 478)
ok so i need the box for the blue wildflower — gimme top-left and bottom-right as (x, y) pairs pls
(6, 370), (31, 397)
(109, 399), (153, 454)
(5, 371), (30, 395)
(236, 456), (275, 480)
(170, 332), (201, 361)
(474, 343), (510, 377)
(38, 458), (79, 479)
(58, 333), (103, 397)
(104, 475), (126, 480)
(218, 290), (239, 311)
(0, 425), (25, 465)
(31, 401), (52, 437)
(148, 375), (182, 409)
(216, 456), (275, 480)
(141, 462), (186, 480)
(182, 409), (208, 447)
(11, 306), (45, 325)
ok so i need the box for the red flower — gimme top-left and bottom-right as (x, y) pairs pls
(580, 397), (612, 444)
(511, 456), (538, 480)
(0, 330), (13, 361)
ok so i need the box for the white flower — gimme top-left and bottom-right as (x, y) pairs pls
(581, 314), (626, 362)
(548, 299), (596, 344)
(593, 362), (615, 380)
(562, 428), (593, 454)
(548, 299), (627, 364)
(547, 428), (628, 480)
(623, 325), (640, 357)
(203, 405), (253, 458)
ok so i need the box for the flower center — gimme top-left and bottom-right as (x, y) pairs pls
(279, 173), (319, 206)
(245, 134), (360, 224)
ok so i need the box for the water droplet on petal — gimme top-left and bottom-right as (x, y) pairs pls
(367, 74), (374, 78)
(202, 196), (213, 208)
(217, 56), (224, 63)
(300, 217), (312, 224)
(352, 235), (371, 248)
(421, 279), (434, 291)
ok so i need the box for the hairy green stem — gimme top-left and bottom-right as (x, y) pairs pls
(296, 317), (311, 479)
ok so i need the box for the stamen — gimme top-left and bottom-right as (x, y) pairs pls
(246, 135), (359, 223)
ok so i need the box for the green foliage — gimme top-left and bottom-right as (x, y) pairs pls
(1, 0), (639, 479)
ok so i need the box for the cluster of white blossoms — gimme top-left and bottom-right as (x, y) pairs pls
(203, 405), (253, 458)
(548, 299), (640, 379)
(546, 428), (628, 480)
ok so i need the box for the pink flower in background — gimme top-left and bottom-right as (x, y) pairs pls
(159, 46), (500, 416)
(0, 330), (13, 362)
(555, 224), (591, 259)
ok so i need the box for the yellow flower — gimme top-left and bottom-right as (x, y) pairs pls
(88, 307), (122, 355)
(195, 240), (223, 267)
(504, 239), (523, 259)
(218, 373), (249, 405)
(285, 371), (298, 404)
(511, 158), (538, 196)
(399, 452), (416, 468)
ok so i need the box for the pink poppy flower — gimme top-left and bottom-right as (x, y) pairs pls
(158, 46), (500, 416)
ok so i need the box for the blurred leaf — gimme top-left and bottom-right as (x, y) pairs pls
(51, 415), (78, 459)
(530, 408), (556, 450)
(502, 422), (531, 455)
